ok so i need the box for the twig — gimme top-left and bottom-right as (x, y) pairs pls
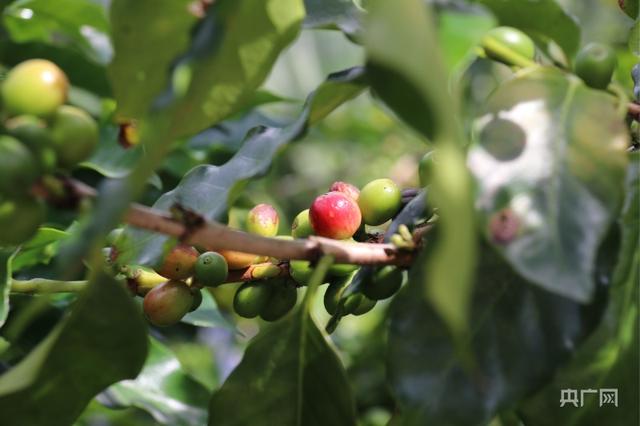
(69, 179), (418, 267)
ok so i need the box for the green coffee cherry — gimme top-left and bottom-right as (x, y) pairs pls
(574, 43), (617, 90)
(481, 26), (535, 65)
(260, 280), (297, 322)
(362, 266), (404, 300)
(246, 203), (279, 237)
(291, 209), (313, 238)
(324, 274), (357, 315)
(1, 59), (69, 117)
(233, 282), (272, 318)
(194, 251), (228, 287)
(189, 288), (203, 312)
(619, 0), (639, 19)
(143, 280), (194, 327)
(4, 115), (57, 173)
(0, 135), (40, 197)
(50, 105), (99, 168)
(352, 295), (376, 316)
(329, 263), (359, 277)
(0, 196), (45, 245)
(358, 178), (402, 226)
(289, 260), (314, 285)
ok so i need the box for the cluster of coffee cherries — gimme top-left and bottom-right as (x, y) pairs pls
(0, 59), (99, 246)
(112, 178), (409, 327)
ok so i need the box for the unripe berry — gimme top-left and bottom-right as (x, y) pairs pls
(324, 273), (375, 316)
(0, 135), (40, 197)
(143, 280), (194, 327)
(156, 244), (199, 280)
(291, 209), (313, 239)
(1, 59), (69, 117)
(574, 43), (617, 90)
(219, 250), (263, 270)
(481, 26), (535, 65)
(329, 181), (360, 201)
(260, 280), (297, 322)
(194, 251), (228, 287)
(233, 281), (272, 318)
(289, 260), (314, 285)
(0, 196), (45, 245)
(5, 115), (57, 173)
(50, 105), (99, 168)
(362, 266), (404, 300)
(189, 288), (203, 312)
(309, 191), (362, 239)
(619, 0), (639, 19)
(358, 178), (402, 226)
(246, 203), (279, 237)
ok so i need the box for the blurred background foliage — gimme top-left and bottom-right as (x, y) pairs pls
(0, 0), (635, 424)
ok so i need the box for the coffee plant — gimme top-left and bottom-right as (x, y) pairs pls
(0, 0), (637, 425)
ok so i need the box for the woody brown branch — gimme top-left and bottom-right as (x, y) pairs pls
(68, 179), (418, 267)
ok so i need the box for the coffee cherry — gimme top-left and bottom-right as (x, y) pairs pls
(481, 26), (535, 65)
(143, 280), (193, 327)
(1, 59), (68, 117)
(189, 288), (203, 312)
(352, 295), (376, 316)
(329, 263), (359, 277)
(574, 43), (617, 90)
(219, 250), (263, 270)
(260, 280), (297, 322)
(156, 244), (199, 280)
(310, 191), (362, 239)
(291, 209), (313, 239)
(329, 181), (360, 201)
(418, 151), (436, 187)
(289, 260), (314, 285)
(0, 196), (45, 245)
(246, 203), (279, 237)
(233, 281), (272, 318)
(362, 266), (404, 301)
(0, 135), (40, 197)
(358, 178), (402, 226)
(49, 105), (99, 168)
(194, 251), (228, 287)
(5, 115), (57, 173)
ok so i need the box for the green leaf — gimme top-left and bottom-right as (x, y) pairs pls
(303, 0), (363, 35)
(3, 0), (111, 64)
(12, 227), (69, 272)
(365, 0), (476, 339)
(0, 249), (17, 329)
(208, 257), (356, 426)
(388, 244), (605, 425)
(519, 153), (640, 426)
(107, 0), (197, 120)
(167, 0), (305, 137)
(468, 67), (629, 303)
(181, 290), (231, 328)
(630, 18), (639, 56)
(100, 337), (209, 426)
(0, 271), (148, 426)
(471, 0), (580, 57)
(121, 67), (367, 268)
(82, 123), (144, 179)
(435, 2), (496, 75)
